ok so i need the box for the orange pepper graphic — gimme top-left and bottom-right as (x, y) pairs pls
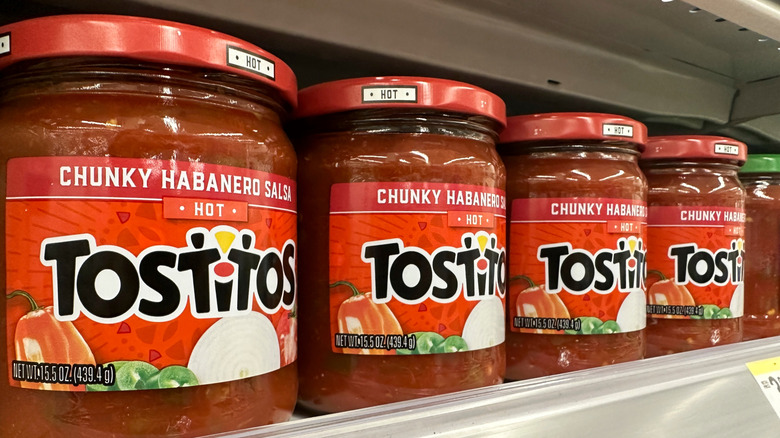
(330, 281), (403, 355)
(647, 271), (695, 307)
(7, 290), (96, 391)
(512, 275), (571, 334)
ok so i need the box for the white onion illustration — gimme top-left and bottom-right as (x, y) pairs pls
(730, 283), (744, 316)
(461, 296), (505, 350)
(616, 290), (647, 332)
(188, 312), (280, 384)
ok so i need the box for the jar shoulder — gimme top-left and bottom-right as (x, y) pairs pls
(645, 170), (744, 206)
(297, 132), (505, 185)
(502, 153), (646, 199)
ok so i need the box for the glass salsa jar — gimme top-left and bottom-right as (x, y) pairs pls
(642, 136), (746, 356)
(0, 15), (298, 437)
(739, 155), (780, 340)
(293, 76), (507, 412)
(499, 113), (648, 380)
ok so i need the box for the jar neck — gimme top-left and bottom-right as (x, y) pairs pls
(0, 57), (289, 119)
(499, 141), (642, 163)
(292, 109), (501, 144)
(641, 160), (741, 175)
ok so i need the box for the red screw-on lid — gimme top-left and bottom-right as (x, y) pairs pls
(295, 76), (506, 128)
(499, 112), (647, 150)
(0, 14), (297, 109)
(643, 136), (747, 164)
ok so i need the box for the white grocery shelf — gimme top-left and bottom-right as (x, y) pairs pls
(205, 336), (780, 437)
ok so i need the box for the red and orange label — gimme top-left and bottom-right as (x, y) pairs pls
(5, 156), (296, 391)
(509, 198), (647, 335)
(646, 206), (745, 320)
(329, 182), (506, 355)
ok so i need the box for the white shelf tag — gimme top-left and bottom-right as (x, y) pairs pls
(226, 46), (275, 80)
(747, 356), (780, 418)
(714, 143), (740, 156)
(602, 123), (633, 138)
(0, 33), (10, 56)
(362, 86), (417, 103)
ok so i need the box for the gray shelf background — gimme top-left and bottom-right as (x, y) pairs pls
(7, 0), (780, 150)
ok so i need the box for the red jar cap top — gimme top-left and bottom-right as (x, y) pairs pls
(643, 135), (747, 164)
(0, 15), (297, 108)
(499, 112), (647, 150)
(295, 76), (506, 128)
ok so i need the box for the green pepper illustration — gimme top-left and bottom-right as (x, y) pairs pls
(142, 365), (199, 389)
(441, 335), (468, 353)
(716, 307), (733, 318)
(115, 361), (159, 390)
(86, 361), (127, 392)
(413, 332), (445, 354)
(691, 304), (732, 320)
(595, 320), (620, 334)
(397, 332), (469, 355)
(564, 317), (621, 335)
(579, 317), (603, 334)
(87, 361), (200, 391)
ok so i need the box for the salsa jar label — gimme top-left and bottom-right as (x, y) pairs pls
(5, 156), (297, 391)
(329, 182), (506, 355)
(646, 206), (745, 320)
(509, 198), (648, 335)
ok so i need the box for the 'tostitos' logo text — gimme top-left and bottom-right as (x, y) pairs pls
(361, 231), (506, 304)
(537, 236), (646, 294)
(668, 239), (744, 287)
(40, 226), (295, 324)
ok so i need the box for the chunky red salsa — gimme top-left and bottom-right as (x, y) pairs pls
(642, 136), (746, 356)
(740, 155), (780, 341)
(0, 15), (298, 436)
(500, 113), (648, 380)
(294, 77), (507, 412)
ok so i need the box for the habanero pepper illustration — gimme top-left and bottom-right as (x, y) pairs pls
(646, 270), (696, 309)
(511, 275), (571, 334)
(276, 307), (297, 367)
(6, 289), (96, 391)
(511, 274), (644, 334)
(330, 280), (403, 355)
